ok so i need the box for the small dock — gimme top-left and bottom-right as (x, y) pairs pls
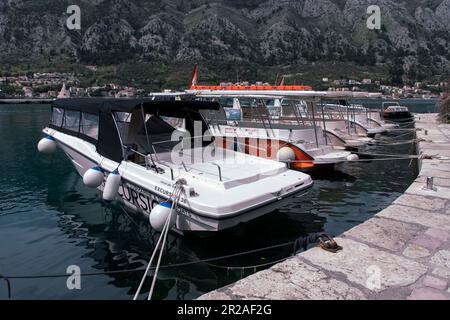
(200, 113), (450, 300)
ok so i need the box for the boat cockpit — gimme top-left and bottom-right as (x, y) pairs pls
(48, 99), (220, 171)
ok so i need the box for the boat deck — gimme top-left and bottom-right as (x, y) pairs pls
(155, 148), (287, 189)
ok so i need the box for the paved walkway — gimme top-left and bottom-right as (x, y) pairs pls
(200, 114), (450, 300)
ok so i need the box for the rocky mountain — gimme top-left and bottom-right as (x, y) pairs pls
(0, 0), (449, 85)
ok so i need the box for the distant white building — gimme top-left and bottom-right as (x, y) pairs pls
(70, 87), (88, 97)
(115, 88), (136, 98)
(23, 87), (33, 98)
(333, 80), (345, 86)
(109, 83), (120, 90)
(362, 79), (372, 85)
(322, 78), (329, 83)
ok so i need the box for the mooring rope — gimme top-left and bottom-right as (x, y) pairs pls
(1, 232), (330, 299)
(382, 130), (416, 140)
(286, 155), (423, 164)
(0, 275), (11, 299)
(368, 139), (422, 146)
(147, 185), (183, 300)
(204, 256), (290, 273)
(133, 180), (184, 301)
(384, 128), (418, 132)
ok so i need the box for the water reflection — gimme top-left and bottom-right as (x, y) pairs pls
(50, 174), (326, 299)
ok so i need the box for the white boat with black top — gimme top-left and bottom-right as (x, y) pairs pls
(38, 98), (313, 233)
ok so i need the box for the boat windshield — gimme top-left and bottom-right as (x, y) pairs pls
(386, 106), (409, 112)
(115, 109), (215, 169)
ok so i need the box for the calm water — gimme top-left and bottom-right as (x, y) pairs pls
(0, 104), (420, 300)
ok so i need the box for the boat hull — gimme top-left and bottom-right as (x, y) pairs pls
(57, 139), (312, 233)
(383, 112), (414, 122)
(214, 135), (356, 172)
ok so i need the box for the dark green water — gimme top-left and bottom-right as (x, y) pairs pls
(0, 104), (419, 300)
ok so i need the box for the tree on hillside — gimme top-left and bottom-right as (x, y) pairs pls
(388, 57), (404, 86)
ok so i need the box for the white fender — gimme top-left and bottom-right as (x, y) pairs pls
(83, 166), (104, 188)
(103, 170), (121, 202)
(277, 147), (296, 162)
(37, 136), (57, 154)
(347, 154), (359, 161)
(149, 202), (176, 232)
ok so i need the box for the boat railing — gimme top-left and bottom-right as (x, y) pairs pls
(211, 163), (223, 182)
(253, 100), (274, 137)
(145, 135), (227, 182)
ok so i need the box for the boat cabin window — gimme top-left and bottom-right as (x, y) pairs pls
(51, 107), (99, 141)
(114, 111), (187, 159)
(139, 116), (179, 154)
(115, 112), (132, 123)
(80, 113), (99, 140)
(200, 108), (228, 125)
(383, 102), (400, 108)
(51, 107), (64, 127)
(113, 112), (133, 144)
(62, 110), (80, 132)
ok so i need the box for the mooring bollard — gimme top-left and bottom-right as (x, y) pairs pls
(425, 176), (437, 191)
(425, 130), (428, 136)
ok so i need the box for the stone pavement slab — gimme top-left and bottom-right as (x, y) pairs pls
(301, 238), (427, 293)
(393, 194), (447, 211)
(344, 217), (422, 252)
(378, 205), (450, 231)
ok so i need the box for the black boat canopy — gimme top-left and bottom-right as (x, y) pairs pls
(49, 98), (220, 163)
(51, 98), (220, 115)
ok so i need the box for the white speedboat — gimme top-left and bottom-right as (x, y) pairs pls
(382, 102), (413, 122)
(37, 99), (313, 233)
(199, 96), (358, 172)
(266, 99), (373, 152)
(366, 109), (398, 129)
(320, 103), (388, 137)
(322, 119), (373, 151)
